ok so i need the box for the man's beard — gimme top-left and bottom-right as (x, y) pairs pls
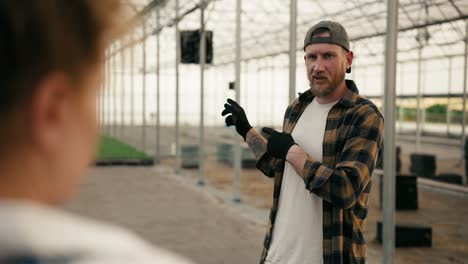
(307, 71), (345, 98)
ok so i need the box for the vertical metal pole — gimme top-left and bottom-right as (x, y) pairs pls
(398, 63), (404, 133)
(447, 57), (452, 135)
(98, 53), (103, 132)
(461, 21), (468, 184)
(103, 49), (108, 135)
(175, 0), (181, 173)
(416, 44), (423, 152)
(421, 61), (426, 133)
(107, 47), (110, 135)
(383, 0), (398, 263)
(110, 48), (115, 136)
(113, 44), (118, 137)
(233, 0), (242, 203)
(142, 22), (147, 154)
(289, 0), (297, 103)
(199, 1), (206, 185)
(156, 8), (161, 164)
(120, 43), (126, 140)
(104, 45), (112, 136)
(130, 33), (135, 141)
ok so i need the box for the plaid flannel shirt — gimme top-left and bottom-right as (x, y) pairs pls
(256, 80), (383, 264)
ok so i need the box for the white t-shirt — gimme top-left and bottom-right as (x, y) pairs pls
(265, 98), (338, 264)
(0, 200), (193, 264)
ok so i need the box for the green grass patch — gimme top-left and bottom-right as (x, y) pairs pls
(98, 135), (151, 160)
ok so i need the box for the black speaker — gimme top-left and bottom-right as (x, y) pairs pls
(380, 174), (418, 210)
(410, 153), (436, 178)
(434, 173), (463, 185)
(228, 81), (235, 90)
(377, 221), (432, 247)
(180, 30), (213, 64)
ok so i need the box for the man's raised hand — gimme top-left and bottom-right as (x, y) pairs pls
(221, 99), (252, 140)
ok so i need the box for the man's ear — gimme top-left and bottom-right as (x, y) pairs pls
(346, 51), (354, 71)
(29, 73), (71, 153)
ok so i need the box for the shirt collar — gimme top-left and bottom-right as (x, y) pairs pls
(298, 79), (359, 108)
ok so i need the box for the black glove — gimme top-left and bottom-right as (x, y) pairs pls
(262, 127), (296, 159)
(221, 99), (252, 140)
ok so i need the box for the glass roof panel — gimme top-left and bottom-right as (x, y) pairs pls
(121, 0), (467, 67)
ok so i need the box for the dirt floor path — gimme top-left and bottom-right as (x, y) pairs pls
(65, 166), (265, 264)
(66, 162), (468, 264)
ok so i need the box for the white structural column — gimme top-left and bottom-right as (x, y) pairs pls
(130, 33), (135, 134)
(289, 0), (297, 103)
(108, 48), (113, 135)
(233, 0), (242, 203)
(104, 49), (109, 134)
(199, 1), (207, 185)
(383, 0), (398, 263)
(120, 42), (126, 139)
(142, 22), (147, 153)
(462, 20), (468, 184)
(447, 58), (452, 135)
(155, 8), (161, 164)
(398, 63), (404, 133)
(175, 0), (181, 173)
(112, 44), (118, 137)
(416, 43), (423, 152)
(421, 62), (426, 134)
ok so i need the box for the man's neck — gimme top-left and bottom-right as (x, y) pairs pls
(315, 79), (347, 104)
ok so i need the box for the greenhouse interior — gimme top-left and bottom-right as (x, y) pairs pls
(4, 0), (467, 263)
(94, 0), (468, 263)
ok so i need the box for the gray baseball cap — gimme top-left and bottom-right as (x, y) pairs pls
(303, 20), (351, 73)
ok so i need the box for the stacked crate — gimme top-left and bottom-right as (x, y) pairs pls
(181, 144), (199, 168)
(217, 142), (256, 168)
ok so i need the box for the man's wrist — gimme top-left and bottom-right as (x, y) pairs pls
(286, 144), (303, 162)
(245, 127), (255, 140)
(240, 125), (253, 140)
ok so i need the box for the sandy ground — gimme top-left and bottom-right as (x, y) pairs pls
(65, 167), (265, 264)
(65, 161), (468, 264)
(70, 125), (468, 263)
(176, 155), (468, 264)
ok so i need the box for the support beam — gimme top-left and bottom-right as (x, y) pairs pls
(104, 49), (110, 135)
(108, 49), (113, 135)
(130, 33), (135, 133)
(233, 0), (242, 203)
(416, 44), (423, 152)
(120, 42), (126, 139)
(462, 20), (468, 184)
(383, 0), (399, 263)
(398, 63), (405, 133)
(113, 44), (118, 137)
(142, 21), (147, 153)
(288, 0), (297, 103)
(175, 0), (181, 173)
(199, 1), (207, 185)
(155, 7), (161, 164)
(447, 58), (452, 135)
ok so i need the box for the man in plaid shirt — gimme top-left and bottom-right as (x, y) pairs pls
(222, 21), (383, 264)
